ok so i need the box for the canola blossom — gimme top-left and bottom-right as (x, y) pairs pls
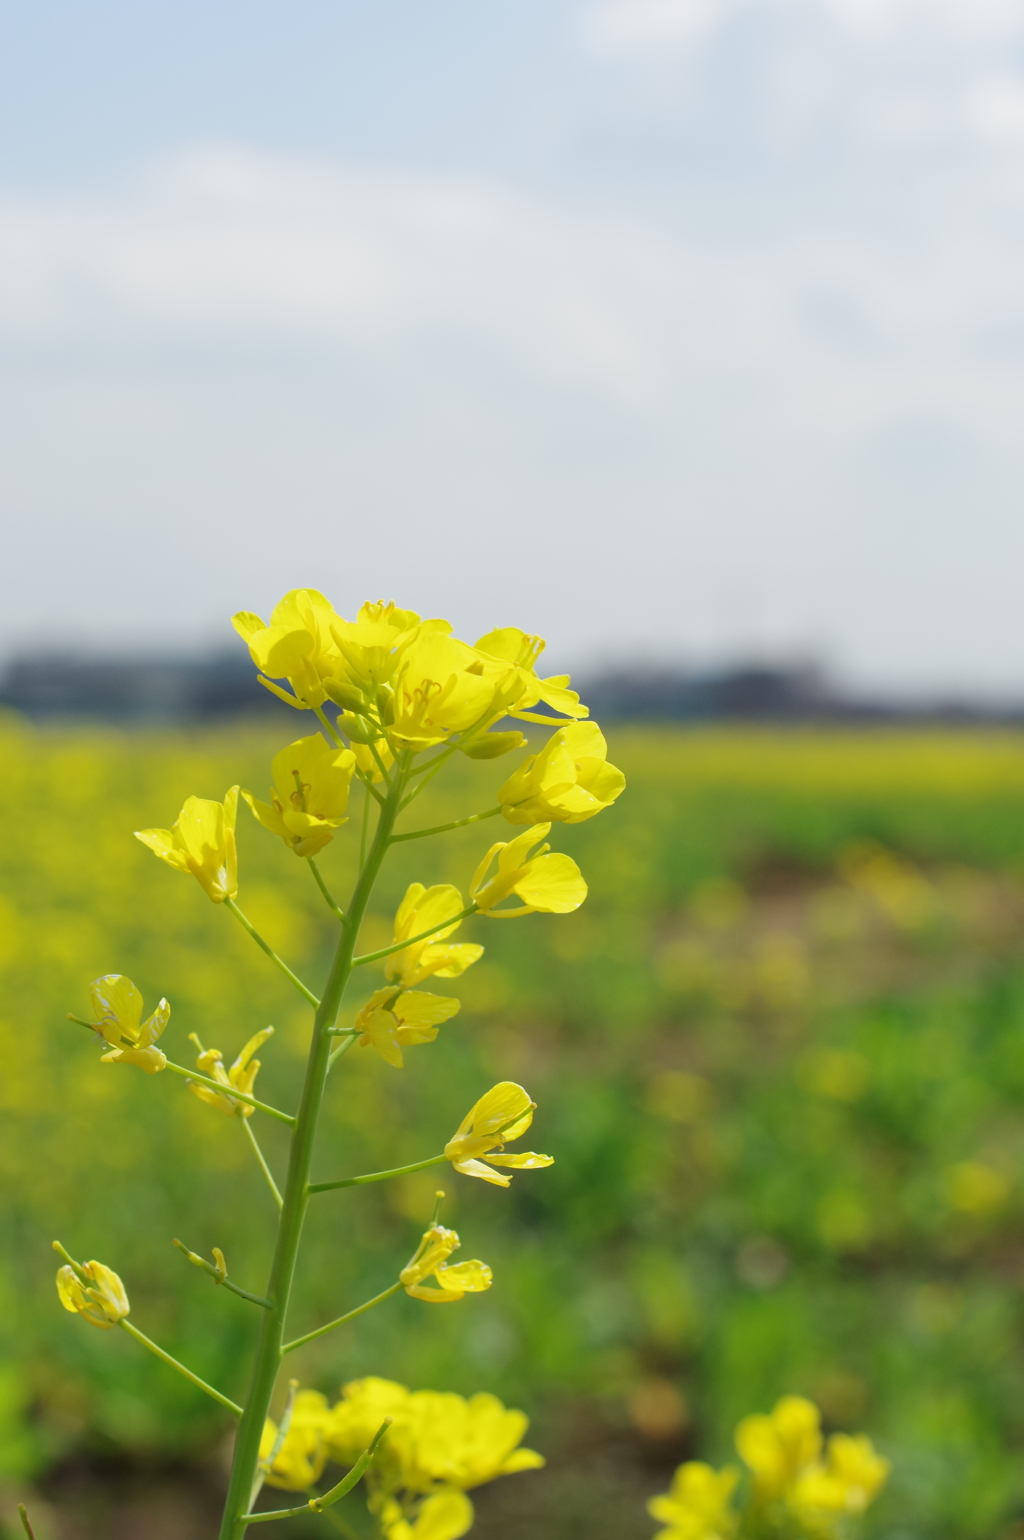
(470, 824), (587, 917)
(87, 973), (170, 1074)
(399, 1226), (493, 1303)
(355, 987), (462, 1068)
(647, 1461), (739, 1540)
(187, 1028), (274, 1118)
(243, 733), (356, 857)
(56, 1260), (130, 1330)
(498, 721), (625, 826)
(385, 884), (483, 990)
(135, 786), (239, 903)
(444, 1083), (554, 1187)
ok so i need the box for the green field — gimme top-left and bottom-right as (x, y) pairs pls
(5, 720), (1024, 1538)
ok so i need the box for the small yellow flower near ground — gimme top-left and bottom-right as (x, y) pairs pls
(647, 1461), (739, 1540)
(87, 973), (169, 1073)
(470, 824), (587, 917)
(498, 721), (625, 826)
(377, 1489), (474, 1540)
(135, 787), (239, 903)
(388, 633), (499, 750)
(187, 1028), (274, 1117)
(56, 1260), (129, 1329)
(444, 1082), (553, 1187)
(242, 733), (356, 857)
(790, 1433), (890, 1521)
(385, 884), (483, 990)
(735, 1395), (823, 1500)
(399, 1225), (492, 1303)
(233, 588), (343, 709)
(355, 987), (461, 1068)
(259, 1389), (332, 1490)
(473, 627), (589, 724)
(398, 1389), (545, 1490)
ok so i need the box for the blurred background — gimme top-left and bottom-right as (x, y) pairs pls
(4, 1), (1024, 1536)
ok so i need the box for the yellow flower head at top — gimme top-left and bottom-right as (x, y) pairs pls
(498, 721), (625, 826)
(470, 824), (587, 918)
(444, 1082), (554, 1187)
(355, 987), (461, 1069)
(473, 627), (588, 725)
(56, 1259), (130, 1330)
(87, 973), (169, 1074)
(135, 786), (239, 903)
(790, 1433), (891, 1523)
(329, 602), (445, 698)
(647, 1461), (740, 1540)
(387, 633), (498, 751)
(399, 1225), (492, 1303)
(242, 733), (356, 858)
(187, 1028), (273, 1117)
(233, 589), (342, 709)
(385, 884), (483, 990)
(735, 1396), (823, 1501)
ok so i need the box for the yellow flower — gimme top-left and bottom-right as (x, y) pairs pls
(187, 1027), (273, 1117)
(470, 824), (587, 917)
(790, 1434), (890, 1521)
(329, 602), (445, 695)
(444, 1082), (553, 1187)
(498, 722), (625, 826)
(242, 733), (356, 857)
(385, 884), (483, 990)
(398, 1390), (545, 1490)
(56, 1259), (130, 1329)
(399, 1225), (492, 1303)
(647, 1462), (739, 1540)
(377, 1490), (474, 1540)
(326, 1378), (414, 1467)
(86, 973), (169, 1073)
(135, 787), (239, 903)
(259, 1390), (332, 1491)
(387, 633), (498, 751)
(351, 735), (395, 784)
(735, 1396), (823, 1500)
(233, 588), (342, 709)
(473, 627), (588, 724)
(355, 988), (461, 1068)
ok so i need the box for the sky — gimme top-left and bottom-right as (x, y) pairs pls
(2, 0), (1024, 694)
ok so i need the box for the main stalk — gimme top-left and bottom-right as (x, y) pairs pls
(217, 765), (405, 1539)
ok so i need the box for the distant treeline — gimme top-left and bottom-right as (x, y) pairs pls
(0, 651), (1020, 725)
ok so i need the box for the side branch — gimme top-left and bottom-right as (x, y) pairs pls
(162, 1060), (295, 1126)
(352, 905), (478, 968)
(242, 1420), (392, 1525)
(281, 1282), (403, 1355)
(173, 1239), (273, 1309)
(308, 1153), (446, 1194)
(308, 858), (346, 922)
(390, 806), (501, 843)
(224, 899), (320, 1008)
(119, 1319), (243, 1415)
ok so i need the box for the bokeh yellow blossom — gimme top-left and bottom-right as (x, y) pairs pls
(444, 1082), (553, 1186)
(399, 1225), (492, 1303)
(56, 1260), (129, 1329)
(259, 1389), (332, 1490)
(470, 824), (587, 917)
(498, 722), (625, 826)
(86, 973), (169, 1073)
(385, 884), (483, 990)
(790, 1433), (890, 1522)
(135, 786), (239, 903)
(647, 1461), (739, 1540)
(735, 1395), (823, 1499)
(233, 589), (342, 709)
(355, 987), (460, 1068)
(187, 1027), (273, 1117)
(242, 733), (355, 857)
(377, 1489), (474, 1540)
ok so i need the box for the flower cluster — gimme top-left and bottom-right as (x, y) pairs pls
(648, 1396), (889, 1540)
(260, 1376), (543, 1540)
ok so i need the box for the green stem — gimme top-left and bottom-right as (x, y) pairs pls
(360, 781), (371, 867)
(242, 1421), (391, 1524)
(119, 1319), (243, 1415)
(218, 760), (410, 1540)
(281, 1282), (403, 1355)
(173, 1240), (273, 1309)
(309, 1154), (446, 1194)
(352, 906), (477, 968)
(163, 1060), (295, 1126)
(17, 1506), (35, 1540)
(224, 898), (320, 1008)
(400, 745), (458, 807)
(314, 705), (343, 747)
(308, 858), (346, 923)
(366, 735), (392, 787)
(242, 1118), (284, 1209)
(390, 806), (501, 843)
(328, 1034), (358, 1070)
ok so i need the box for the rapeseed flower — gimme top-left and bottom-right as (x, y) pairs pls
(473, 627), (588, 724)
(355, 988), (460, 1069)
(376, 1490), (473, 1540)
(397, 1390), (544, 1490)
(735, 1395), (823, 1500)
(647, 1461), (739, 1540)
(470, 824), (587, 917)
(329, 602), (444, 695)
(387, 634), (497, 751)
(790, 1433), (890, 1522)
(444, 1082), (553, 1187)
(187, 1028), (273, 1117)
(399, 1225), (492, 1303)
(385, 884), (482, 990)
(498, 721), (625, 826)
(327, 1378), (414, 1468)
(135, 787), (239, 903)
(86, 973), (169, 1074)
(259, 1389), (332, 1491)
(233, 589), (342, 709)
(56, 1260), (129, 1329)
(242, 733), (355, 857)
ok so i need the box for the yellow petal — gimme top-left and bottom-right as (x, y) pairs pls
(435, 1259), (492, 1294)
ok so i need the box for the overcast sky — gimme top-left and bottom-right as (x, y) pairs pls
(2, 0), (1024, 693)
